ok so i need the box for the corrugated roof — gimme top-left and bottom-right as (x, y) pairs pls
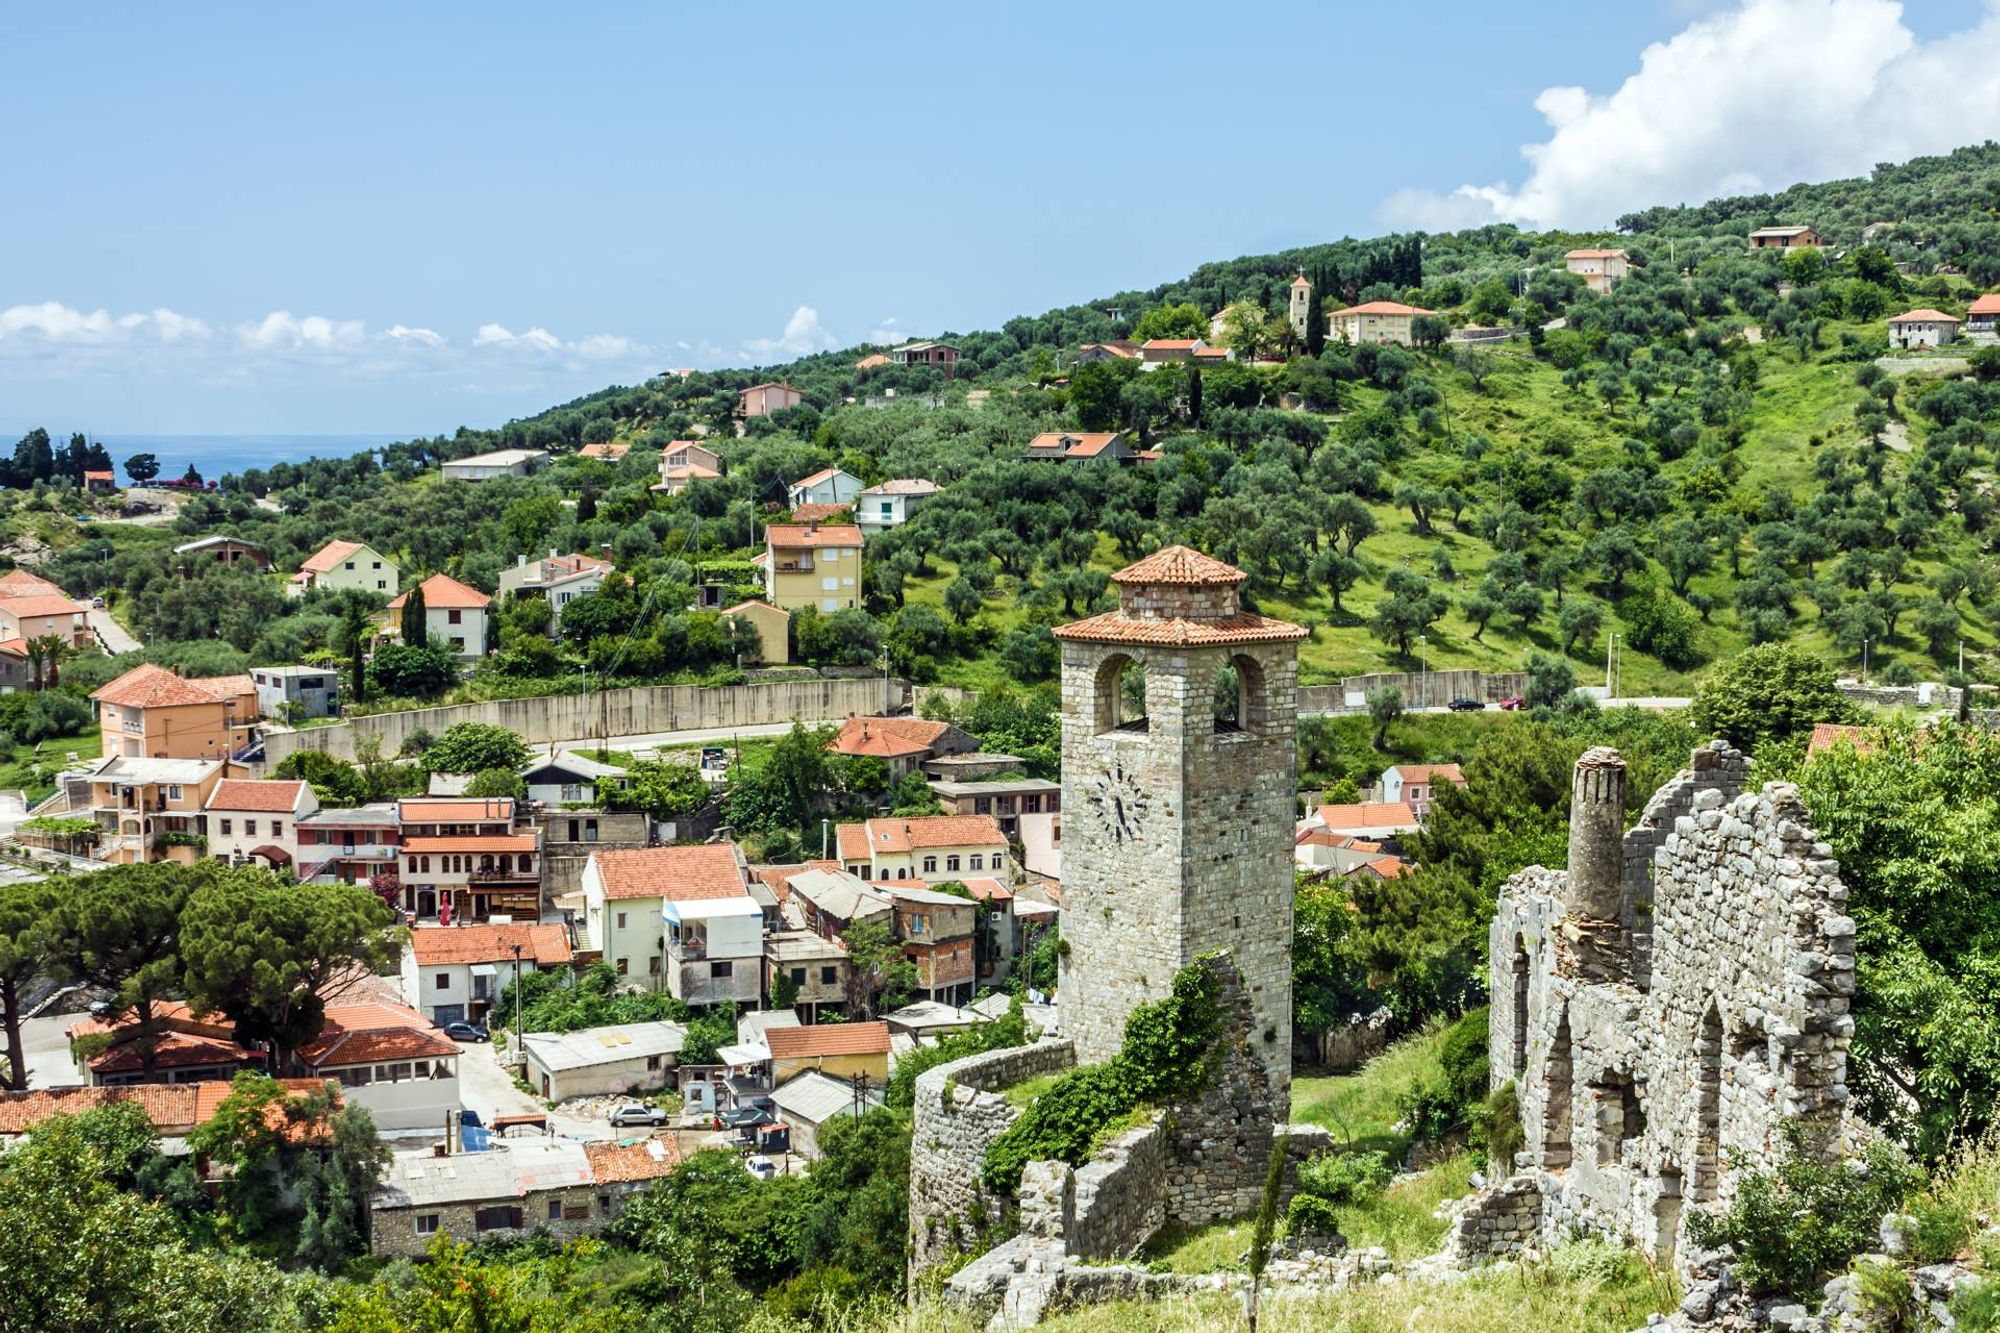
(520, 1021), (686, 1072)
(769, 1069), (881, 1124)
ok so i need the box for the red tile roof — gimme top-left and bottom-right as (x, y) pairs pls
(208, 779), (309, 813)
(299, 539), (367, 574)
(399, 798), (515, 822)
(765, 1020), (890, 1059)
(1565, 249), (1626, 260)
(1025, 431), (1124, 458)
(0, 570), (66, 599)
(1889, 308), (1962, 323)
(90, 663), (249, 709)
(1051, 611), (1307, 647)
(960, 877), (1012, 902)
(829, 716), (952, 759)
(408, 923), (573, 967)
(764, 524), (864, 548)
(1141, 338), (1202, 351)
(388, 573), (490, 610)
(844, 815), (1007, 855)
(298, 1003), (459, 1067)
(790, 502), (851, 523)
(592, 843), (747, 902)
(1353, 855), (1412, 879)
(835, 823), (870, 862)
(1330, 301), (1436, 317)
(1969, 293), (2000, 315)
(1388, 763), (1465, 787)
(585, 1137), (683, 1183)
(578, 442), (630, 459)
(0, 594), (86, 618)
(1112, 545), (1246, 586)
(1805, 723), (1879, 759)
(0, 1079), (336, 1137)
(1315, 802), (1419, 830)
(793, 467), (846, 488)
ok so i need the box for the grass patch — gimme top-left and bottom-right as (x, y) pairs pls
(1139, 1218), (1254, 1274)
(1291, 1022), (1453, 1159)
(0, 728), (101, 802)
(1000, 1071), (1064, 1110)
(1335, 1150), (1480, 1259)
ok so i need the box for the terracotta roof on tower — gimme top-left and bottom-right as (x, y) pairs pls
(1052, 612), (1306, 647)
(1110, 545), (1248, 586)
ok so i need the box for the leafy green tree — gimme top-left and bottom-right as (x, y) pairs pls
(1687, 644), (1853, 754)
(606, 760), (712, 821)
(890, 771), (943, 815)
(1523, 652), (1577, 710)
(421, 721), (530, 774)
(1308, 548), (1365, 616)
(0, 880), (56, 1089)
(841, 919), (915, 1019)
(180, 871), (398, 1069)
(1914, 595), (1961, 662)
(1460, 588), (1499, 642)
(1131, 301), (1206, 341)
(1369, 569), (1446, 659)
(48, 863), (202, 1078)
(1324, 494), (1377, 557)
(397, 581), (427, 645)
(1366, 685), (1403, 750)
(1067, 360), (1138, 432)
(464, 767), (527, 800)
(725, 722), (832, 836)
(122, 452), (160, 484)
(367, 640), (455, 699)
(331, 590), (375, 705)
(943, 576), (982, 625)
(1558, 599), (1604, 657)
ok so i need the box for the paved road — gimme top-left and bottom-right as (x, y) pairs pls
(19, 1013), (85, 1089)
(1306, 697), (1691, 718)
(543, 720), (802, 758)
(87, 606), (141, 655)
(452, 1036), (611, 1141)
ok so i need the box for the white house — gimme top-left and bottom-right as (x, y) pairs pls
(787, 468), (865, 510)
(1888, 308), (1962, 349)
(496, 551), (612, 635)
(1376, 763), (1465, 820)
(287, 540), (400, 599)
(1563, 248), (1630, 295)
(441, 449), (549, 481)
(204, 778), (317, 870)
(582, 843), (758, 1000)
(520, 1021), (687, 1101)
(853, 478), (941, 536)
(387, 574), (491, 659)
(400, 922), (575, 1027)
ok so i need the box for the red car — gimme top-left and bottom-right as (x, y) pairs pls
(1498, 696), (1526, 711)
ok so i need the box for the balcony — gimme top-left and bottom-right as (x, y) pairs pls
(773, 559), (815, 574)
(469, 866), (538, 884)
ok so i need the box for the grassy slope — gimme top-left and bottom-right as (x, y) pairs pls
(909, 323), (1990, 697)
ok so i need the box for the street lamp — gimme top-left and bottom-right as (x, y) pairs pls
(510, 941), (524, 1066)
(1605, 631), (1617, 701)
(1862, 637), (1871, 685)
(1418, 635), (1428, 710)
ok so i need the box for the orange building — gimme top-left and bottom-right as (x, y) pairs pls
(90, 664), (259, 761)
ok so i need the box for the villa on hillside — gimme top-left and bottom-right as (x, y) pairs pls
(1328, 300), (1435, 347)
(496, 551), (612, 635)
(1888, 308), (1962, 349)
(854, 478), (941, 535)
(1749, 224), (1822, 250)
(288, 539), (400, 598)
(441, 449), (548, 481)
(738, 383), (803, 418)
(385, 574), (492, 659)
(1564, 248), (1630, 294)
(761, 522), (863, 613)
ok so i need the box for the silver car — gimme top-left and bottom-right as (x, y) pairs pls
(607, 1102), (668, 1127)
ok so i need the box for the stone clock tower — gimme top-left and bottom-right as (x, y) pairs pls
(1052, 545), (1305, 1103)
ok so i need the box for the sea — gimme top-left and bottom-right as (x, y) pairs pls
(93, 434), (409, 485)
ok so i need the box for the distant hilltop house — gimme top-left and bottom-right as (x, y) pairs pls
(172, 535), (271, 570)
(890, 341), (961, 375)
(252, 664), (341, 721)
(760, 522), (863, 613)
(0, 590), (90, 648)
(83, 469), (117, 493)
(497, 550), (612, 635)
(288, 539), (399, 598)
(655, 462), (719, 496)
(1073, 340), (1139, 363)
(1138, 338), (1230, 366)
(854, 478), (940, 536)
(1888, 308), (1962, 349)
(738, 382), (803, 418)
(662, 440), (721, 473)
(1327, 300), (1436, 347)
(1749, 224), (1822, 250)
(787, 467), (864, 510)
(386, 573), (492, 659)
(441, 448), (548, 481)
(1969, 293), (2000, 333)
(1564, 248), (1631, 295)
(576, 441), (629, 460)
(1022, 430), (1159, 464)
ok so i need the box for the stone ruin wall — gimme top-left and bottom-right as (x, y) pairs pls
(1482, 742), (1855, 1271)
(909, 1039), (1076, 1277)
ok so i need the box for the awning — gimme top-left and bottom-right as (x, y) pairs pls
(662, 897), (762, 924)
(716, 1042), (769, 1066)
(471, 963), (498, 978)
(248, 845), (292, 865)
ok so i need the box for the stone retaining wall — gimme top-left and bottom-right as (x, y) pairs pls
(1065, 1120), (1168, 1260)
(908, 1039), (1076, 1278)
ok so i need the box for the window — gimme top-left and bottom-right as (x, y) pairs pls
(1025, 794), (1043, 813)
(415, 1214), (440, 1235)
(615, 958), (628, 975)
(568, 819), (579, 841)
(821, 576), (839, 592)
(790, 966), (806, 985)
(585, 819), (598, 842)
(167, 784), (183, 802)
(475, 1205), (523, 1232)
(922, 856), (937, 875)
(449, 638), (465, 652)
(969, 854), (983, 871)
(646, 1054), (662, 1071)
(547, 1199), (564, 1222)
(436, 973), (450, 990)
(271, 820), (282, 838)
(616, 911), (627, 930)
(344, 561), (356, 571)
(974, 796), (991, 814)
(245, 819), (257, 837)
(946, 855), (960, 873)
(220, 819), (233, 836)
(447, 609), (462, 625)
(371, 561), (381, 569)
(820, 965), (838, 985)
(710, 961), (733, 978)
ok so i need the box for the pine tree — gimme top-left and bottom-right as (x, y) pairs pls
(1187, 365), (1204, 427)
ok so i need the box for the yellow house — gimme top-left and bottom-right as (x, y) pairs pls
(764, 1020), (891, 1084)
(1327, 300), (1437, 347)
(1563, 248), (1631, 295)
(761, 523), (864, 614)
(287, 539), (400, 599)
(720, 600), (790, 665)
(75, 756), (226, 864)
(90, 664), (260, 761)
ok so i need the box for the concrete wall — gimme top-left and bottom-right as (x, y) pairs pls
(263, 677), (907, 765)
(1300, 670), (1526, 712)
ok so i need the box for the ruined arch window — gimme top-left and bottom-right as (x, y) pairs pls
(1210, 653), (1270, 734)
(1590, 1070), (1644, 1166)
(1544, 1009), (1574, 1169)
(1511, 936), (1530, 1076)
(1092, 653), (1148, 734)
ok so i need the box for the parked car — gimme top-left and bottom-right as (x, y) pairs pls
(1498, 696), (1526, 711)
(90, 596), (106, 609)
(1447, 697), (1484, 711)
(608, 1102), (669, 1128)
(443, 1021), (488, 1043)
(745, 1155), (778, 1181)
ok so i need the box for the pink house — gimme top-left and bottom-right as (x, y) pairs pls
(738, 383), (803, 418)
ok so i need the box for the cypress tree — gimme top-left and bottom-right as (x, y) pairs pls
(1187, 366), (1204, 427)
(399, 583), (428, 645)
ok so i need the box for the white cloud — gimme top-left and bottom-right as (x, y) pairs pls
(1382, 0), (2000, 230)
(868, 317), (903, 344)
(519, 326), (562, 351)
(740, 304), (838, 361)
(384, 324), (444, 346)
(238, 310), (365, 350)
(473, 322), (517, 346)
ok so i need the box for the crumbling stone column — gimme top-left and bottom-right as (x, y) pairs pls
(1564, 747), (1629, 981)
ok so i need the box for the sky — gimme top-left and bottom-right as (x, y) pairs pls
(3, 0), (1997, 437)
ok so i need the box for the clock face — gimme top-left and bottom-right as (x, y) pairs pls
(1086, 759), (1150, 844)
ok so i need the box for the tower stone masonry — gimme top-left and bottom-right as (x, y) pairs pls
(1051, 545), (1305, 1104)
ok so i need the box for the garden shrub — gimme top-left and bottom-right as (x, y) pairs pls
(1286, 1192), (1345, 1239)
(1400, 1006), (1491, 1142)
(1685, 1121), (1919, 1302)
(1296, 1150), (1393, 1206)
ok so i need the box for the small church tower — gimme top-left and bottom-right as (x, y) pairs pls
(1052, 545), (1306, 1103)
(1288, 273), (1314, 340)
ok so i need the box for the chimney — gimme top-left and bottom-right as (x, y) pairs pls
(1566, 747), (1626, 922)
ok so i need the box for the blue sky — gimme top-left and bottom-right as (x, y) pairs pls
(3, 1), (1995, 436)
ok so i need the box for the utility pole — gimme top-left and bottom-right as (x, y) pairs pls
(511, 941), (523, 1066)
(1863, 637), (1871, 685)
(1418, 635), (1428, 710)
(1605, 631), (1617, 700)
